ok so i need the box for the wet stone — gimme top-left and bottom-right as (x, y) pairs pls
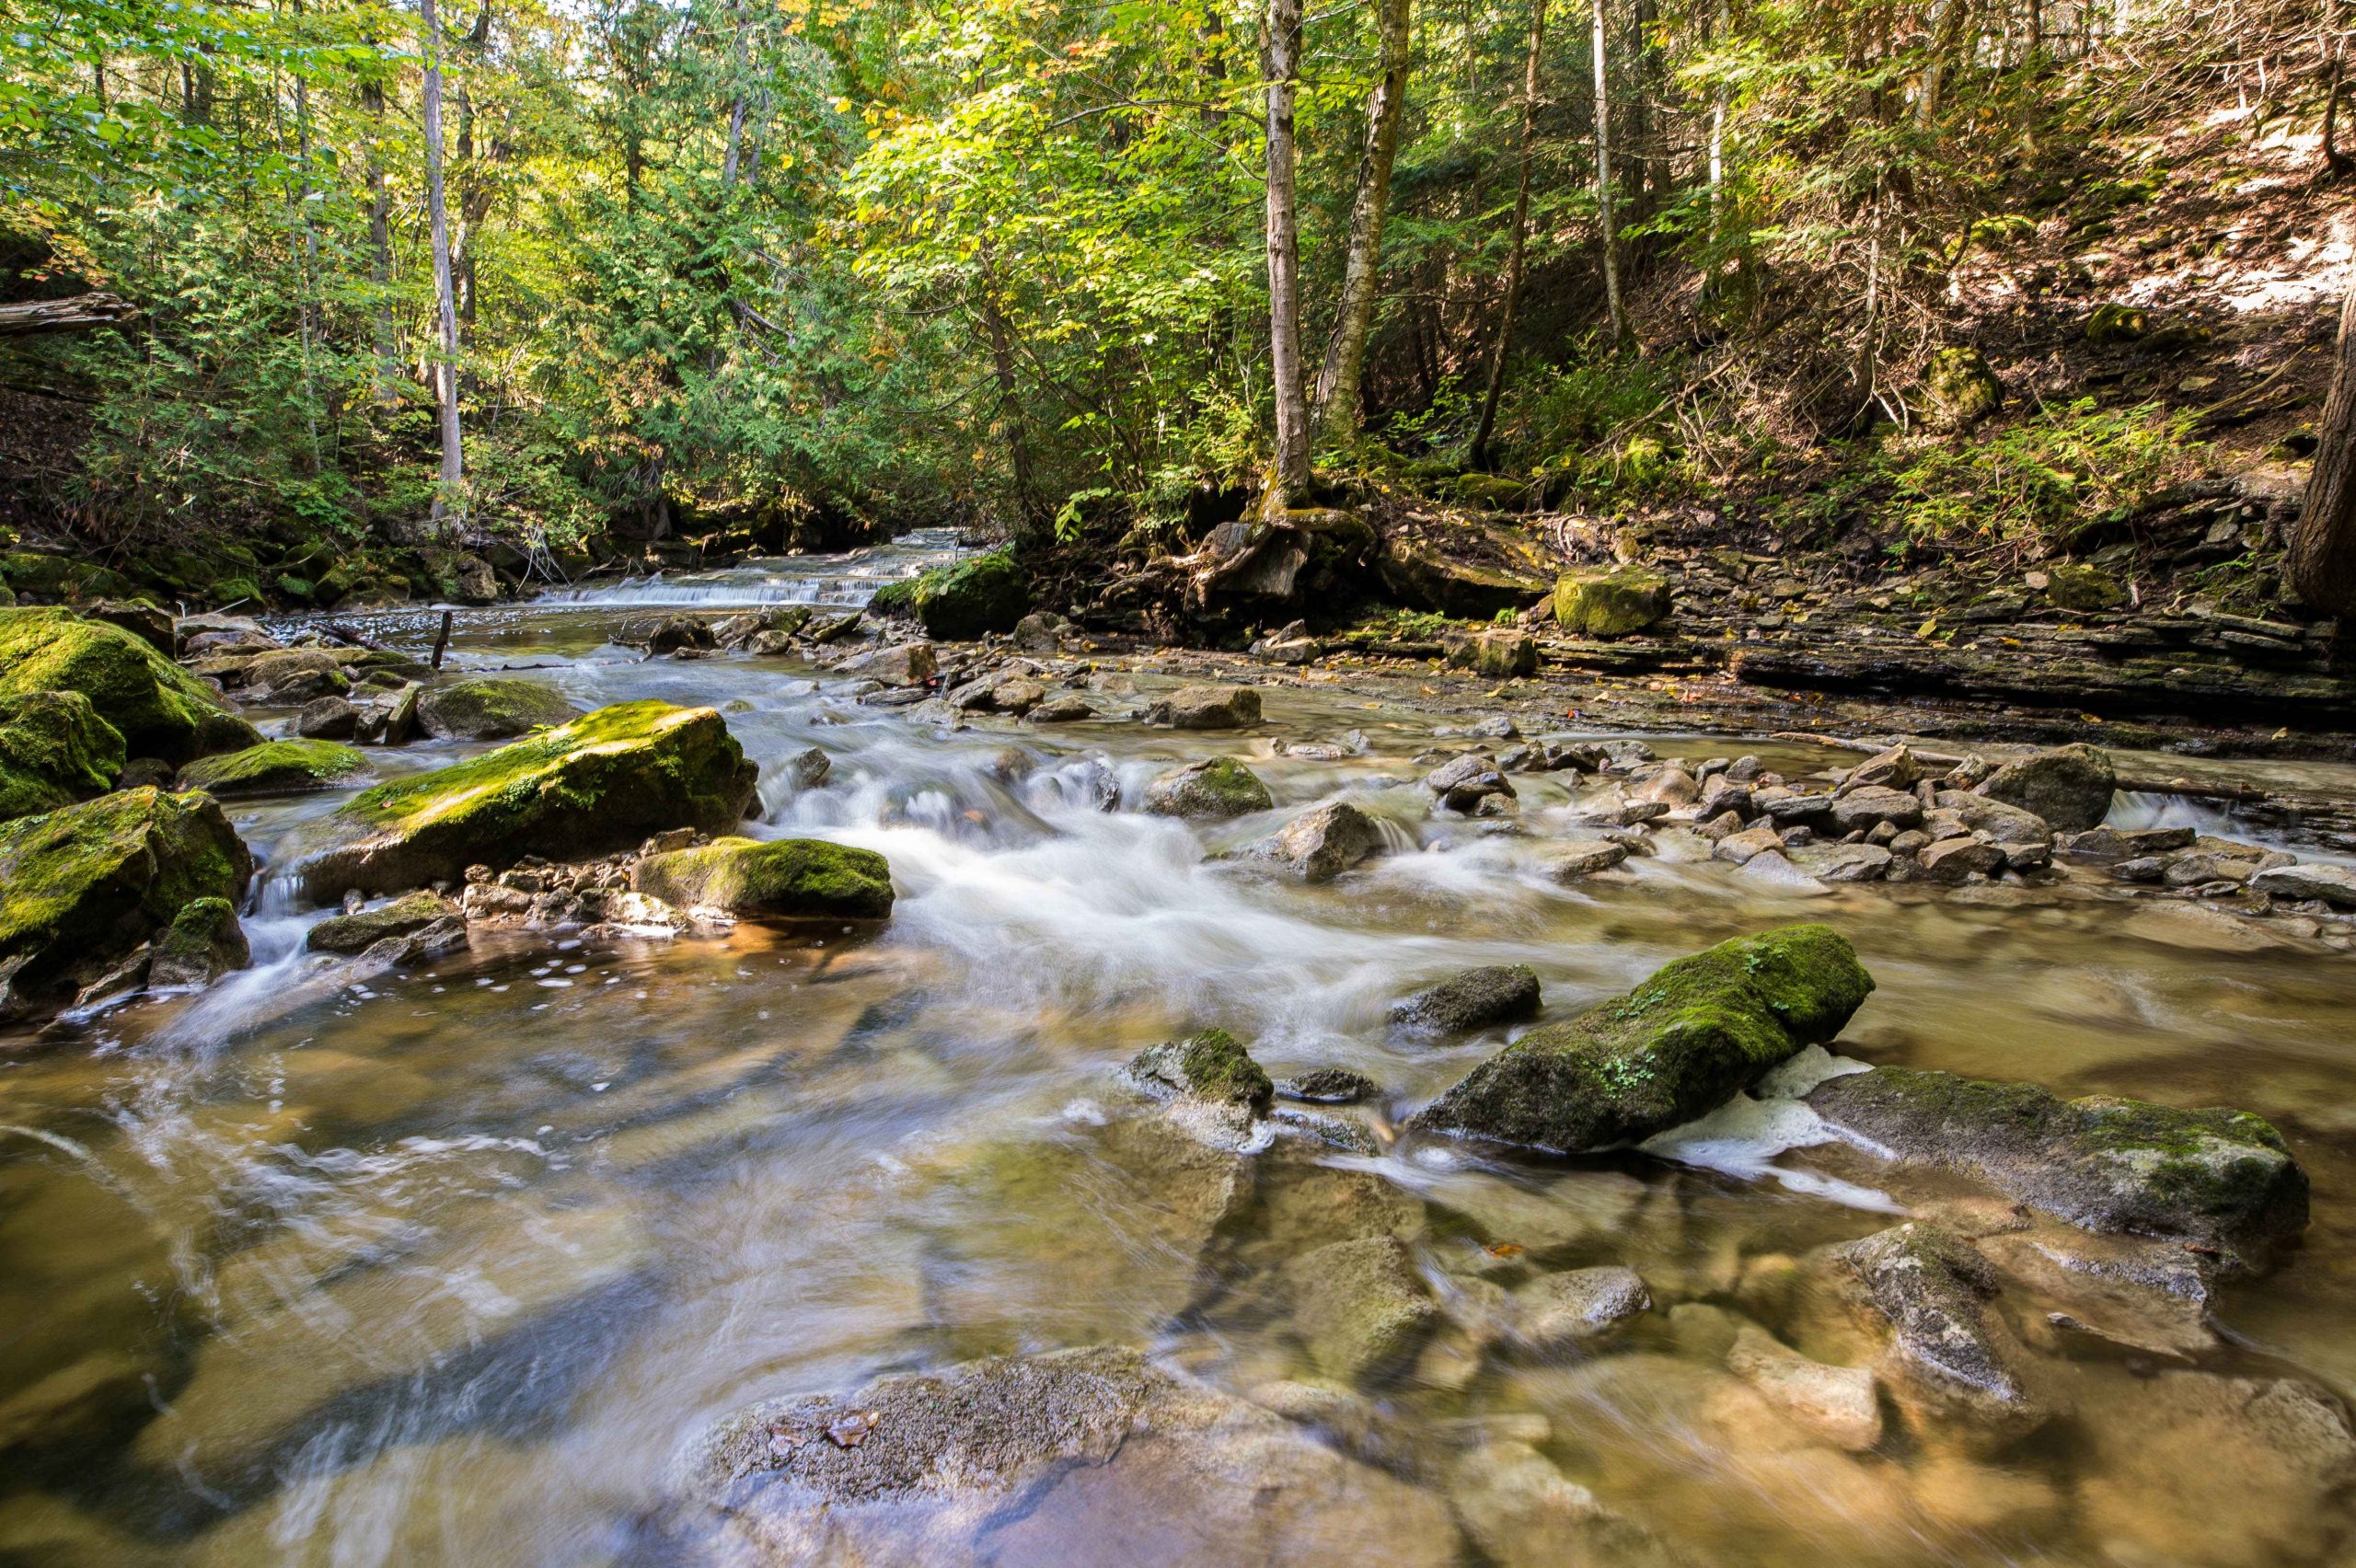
(1389, 963), (1542, 1035)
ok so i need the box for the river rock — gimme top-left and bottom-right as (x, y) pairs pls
(1410, 924), (1873, 1153)
(0, 690), (123, 824)
(1784, 841), (1893, 882)
(0, 607), (258, 763)
(306, 891), (461, 954)
(146, 896), (250, 990)
(867, 549), (1027, 639)
(631, 836), (894, 920)
(1288, 1235), (1438, 1384)
(1806, 1066), (2306, 1267)
(1125, 1028), (1274, 1114)
(670, 1345), (1457, 1565)
(414, 677), (583, 739)
(1842, 744), (1921, 792)
(1508, 1265), (1650, 1351)
(1543, 838), (1631, 879)
(0, 788), (252, 1017)
(1725, 1325), (1881, 1450)
(1918, 836), (2005, 881)
(2250, 861), (2356, 907)
(1027, 693), (1094, 722)
(1825, 786), (1923, 834)
(1253, 800), (1383, 881)
(1446, 628), (1539, 678)
(1145, 683), (1261, 729)
(1554, 566), (1671, 637)
(1011, 610), (1068, 652)
(293, 695), (360, 740)
(1276, 1066), (1381, 1104)
(1143, 756), (1272, 818)
(178, 739), (367, 798)
(833, 640), (937, 687)
(1425, 752), (1516, 813)
(1932, 790), (2053, 852)
(2064, 824), (2195, 859)
(623, 613), (712, 655)
(1974, 743), (2115, 833)
(290, 700), (758, 899)
(1835, 1223), (2045, 1441)
(1390, 963), (1542, 1034)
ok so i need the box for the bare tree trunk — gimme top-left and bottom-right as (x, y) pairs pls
(1264, 0), (1311, 505)
(2324, 0), (2350, 176)
(1706, 0), (1728, 251)
(292, 2), (323, 468)
(454, 0), (493, 336)
(1591, 0), (1629, 348)
(1916, 0), (1970, 130)
(362, 69), (400, 405)
(1311, 0), (1413, 444)
(1470, 0), (1547, 470)
(2290, 277), (2356, 615)
(421, 0), (465, 534)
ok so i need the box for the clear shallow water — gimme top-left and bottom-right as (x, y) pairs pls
(4, 553), (2355, 1566)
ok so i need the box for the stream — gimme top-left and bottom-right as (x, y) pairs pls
(3, 530), (2354, 1566)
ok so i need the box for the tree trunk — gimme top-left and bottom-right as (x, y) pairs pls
(454, 0), (493, 335)
(1916, 0), (1970, 131)
(1706, 0), (1728, 258)
(1470, 0), (1547, 470)
(976, 244), (1045, 542)
(1591, 0), (1629, 348)
(1264, 0), (1311, 504)
(2324, 0), (2350, 176)
(2289, 278), (2356, 615)
(1311, 0), (1413, 444)
(421, 0), (466, 534)
(362, 69), (401, 405)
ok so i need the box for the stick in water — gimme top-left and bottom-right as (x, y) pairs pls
(432, 608), (454, 670)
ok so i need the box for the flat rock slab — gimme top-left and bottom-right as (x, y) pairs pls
(1807, 1066), (2306, 1268)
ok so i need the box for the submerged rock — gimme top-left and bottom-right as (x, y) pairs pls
(1725, 1325), (1881, 1451)
(1389, 963), (1542, 1035)
(0, 607), (258, 763)
(0, 788), (252, 1016)
(1253, 800), (1383, 881)
(631, 836), (894, 920)
(1144, 683), (1261, 729)
(291, 700), (758, 900)
(177, 739), (367, 798)
(1836, 1222), (2045, 1440)
(413, 677), (582, 740)
(1143, 756), (1272, 818)
(1411, 924), (1873, 1153)
(1288, 1235), (1438, 1384)
(1508, 1265), (1650, 1351)
(1806, 1066), (2306, 1267)
(1973, 743), (2115, 833)
(306, 891), (462, 954)
(670, 1345), (1456, 1565)
(0, 690), (124, 823)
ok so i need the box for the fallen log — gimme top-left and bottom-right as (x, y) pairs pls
(0, 293), (138, 338)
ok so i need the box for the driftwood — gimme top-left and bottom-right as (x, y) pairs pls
(0, 293), (138, 338)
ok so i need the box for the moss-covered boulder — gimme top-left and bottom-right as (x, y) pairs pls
(1553, 566), (1671, 638)
(631, 836), (894, 920)
(413, 678), (583, 740)
(1143, 756), (1273, 819)
(290, 700), (758, 900)
(1923, 346), (2004, 432)
(178, 739), (368, 798)
(1445, 628), (1539, 678)
(0, 789), (252, 1015)
(0, 690), (125, 823)
(1807, 1067), (2306, 1268)
(1126, 1028), (1275, 1114)
(149, 896), (250, 989)
(1410, 924), (1873, 1152)
(306, 891), (461, 954)
(869, 549), (1028, 640)
(2043, 562), (2127, 612)
(0, 608), (259, 763)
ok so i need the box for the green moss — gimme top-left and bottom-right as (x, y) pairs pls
(295, 699), (758, 899)
(0, 788), (252, 1000)
(306, 891), (457, 953)
(1414, 924), (1872, 1152)
(869, 549), (1028, 640)
(1553, 566), (1671, 638)
(0, 690), (125, 823)
(1127, 1027), (1275, 1113)
(1143, 756), (1273, 819)
(151, 895), (249, 986)
(1923, 346), (2003, 432)
(0, 608), (258, 763)
(632, 836), (895, 919)
(179, 739), (368, 797)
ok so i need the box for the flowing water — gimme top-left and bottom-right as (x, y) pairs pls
(4, 537), (2356, 1566)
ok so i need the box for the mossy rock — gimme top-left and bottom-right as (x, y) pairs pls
(2085, 303), (2149, 344)
(869, 549), (1028, 640)
(290, 699), (759, 900)
(414, 677), (583, 741)
(178, 739), (369, 798)
(1142, 756), (1273, 819)
(213, 576), (266, 610)
(1410, 924), (1874, 1152)
(1444, 628), (1538, 678)
(150, 895), (250, 989)
(1553, 566), (1672, 638)
(1808, 1067), (2306, 1268)
(2044, 562), (2127, 612)
(1446, 473), (1534, 512)
(0, 690), (126, 824)
(306, 891), (461, 954)
(1923, 347), (2004, 432)
(0, 608), (260, 763)
(631, 836), (895, 920)
(0, 788), (253, 1013)
(1126, 1028), (1275, 1113)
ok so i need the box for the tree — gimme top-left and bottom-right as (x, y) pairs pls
(420, 0), (465, 532)
(1311, 0), (1413, 445)
(1591, 0), (1629, 348)
(1469, 0), (1546, 470)
(1263, 0), (1311, 505)
(2289, 278), (2356, 616)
